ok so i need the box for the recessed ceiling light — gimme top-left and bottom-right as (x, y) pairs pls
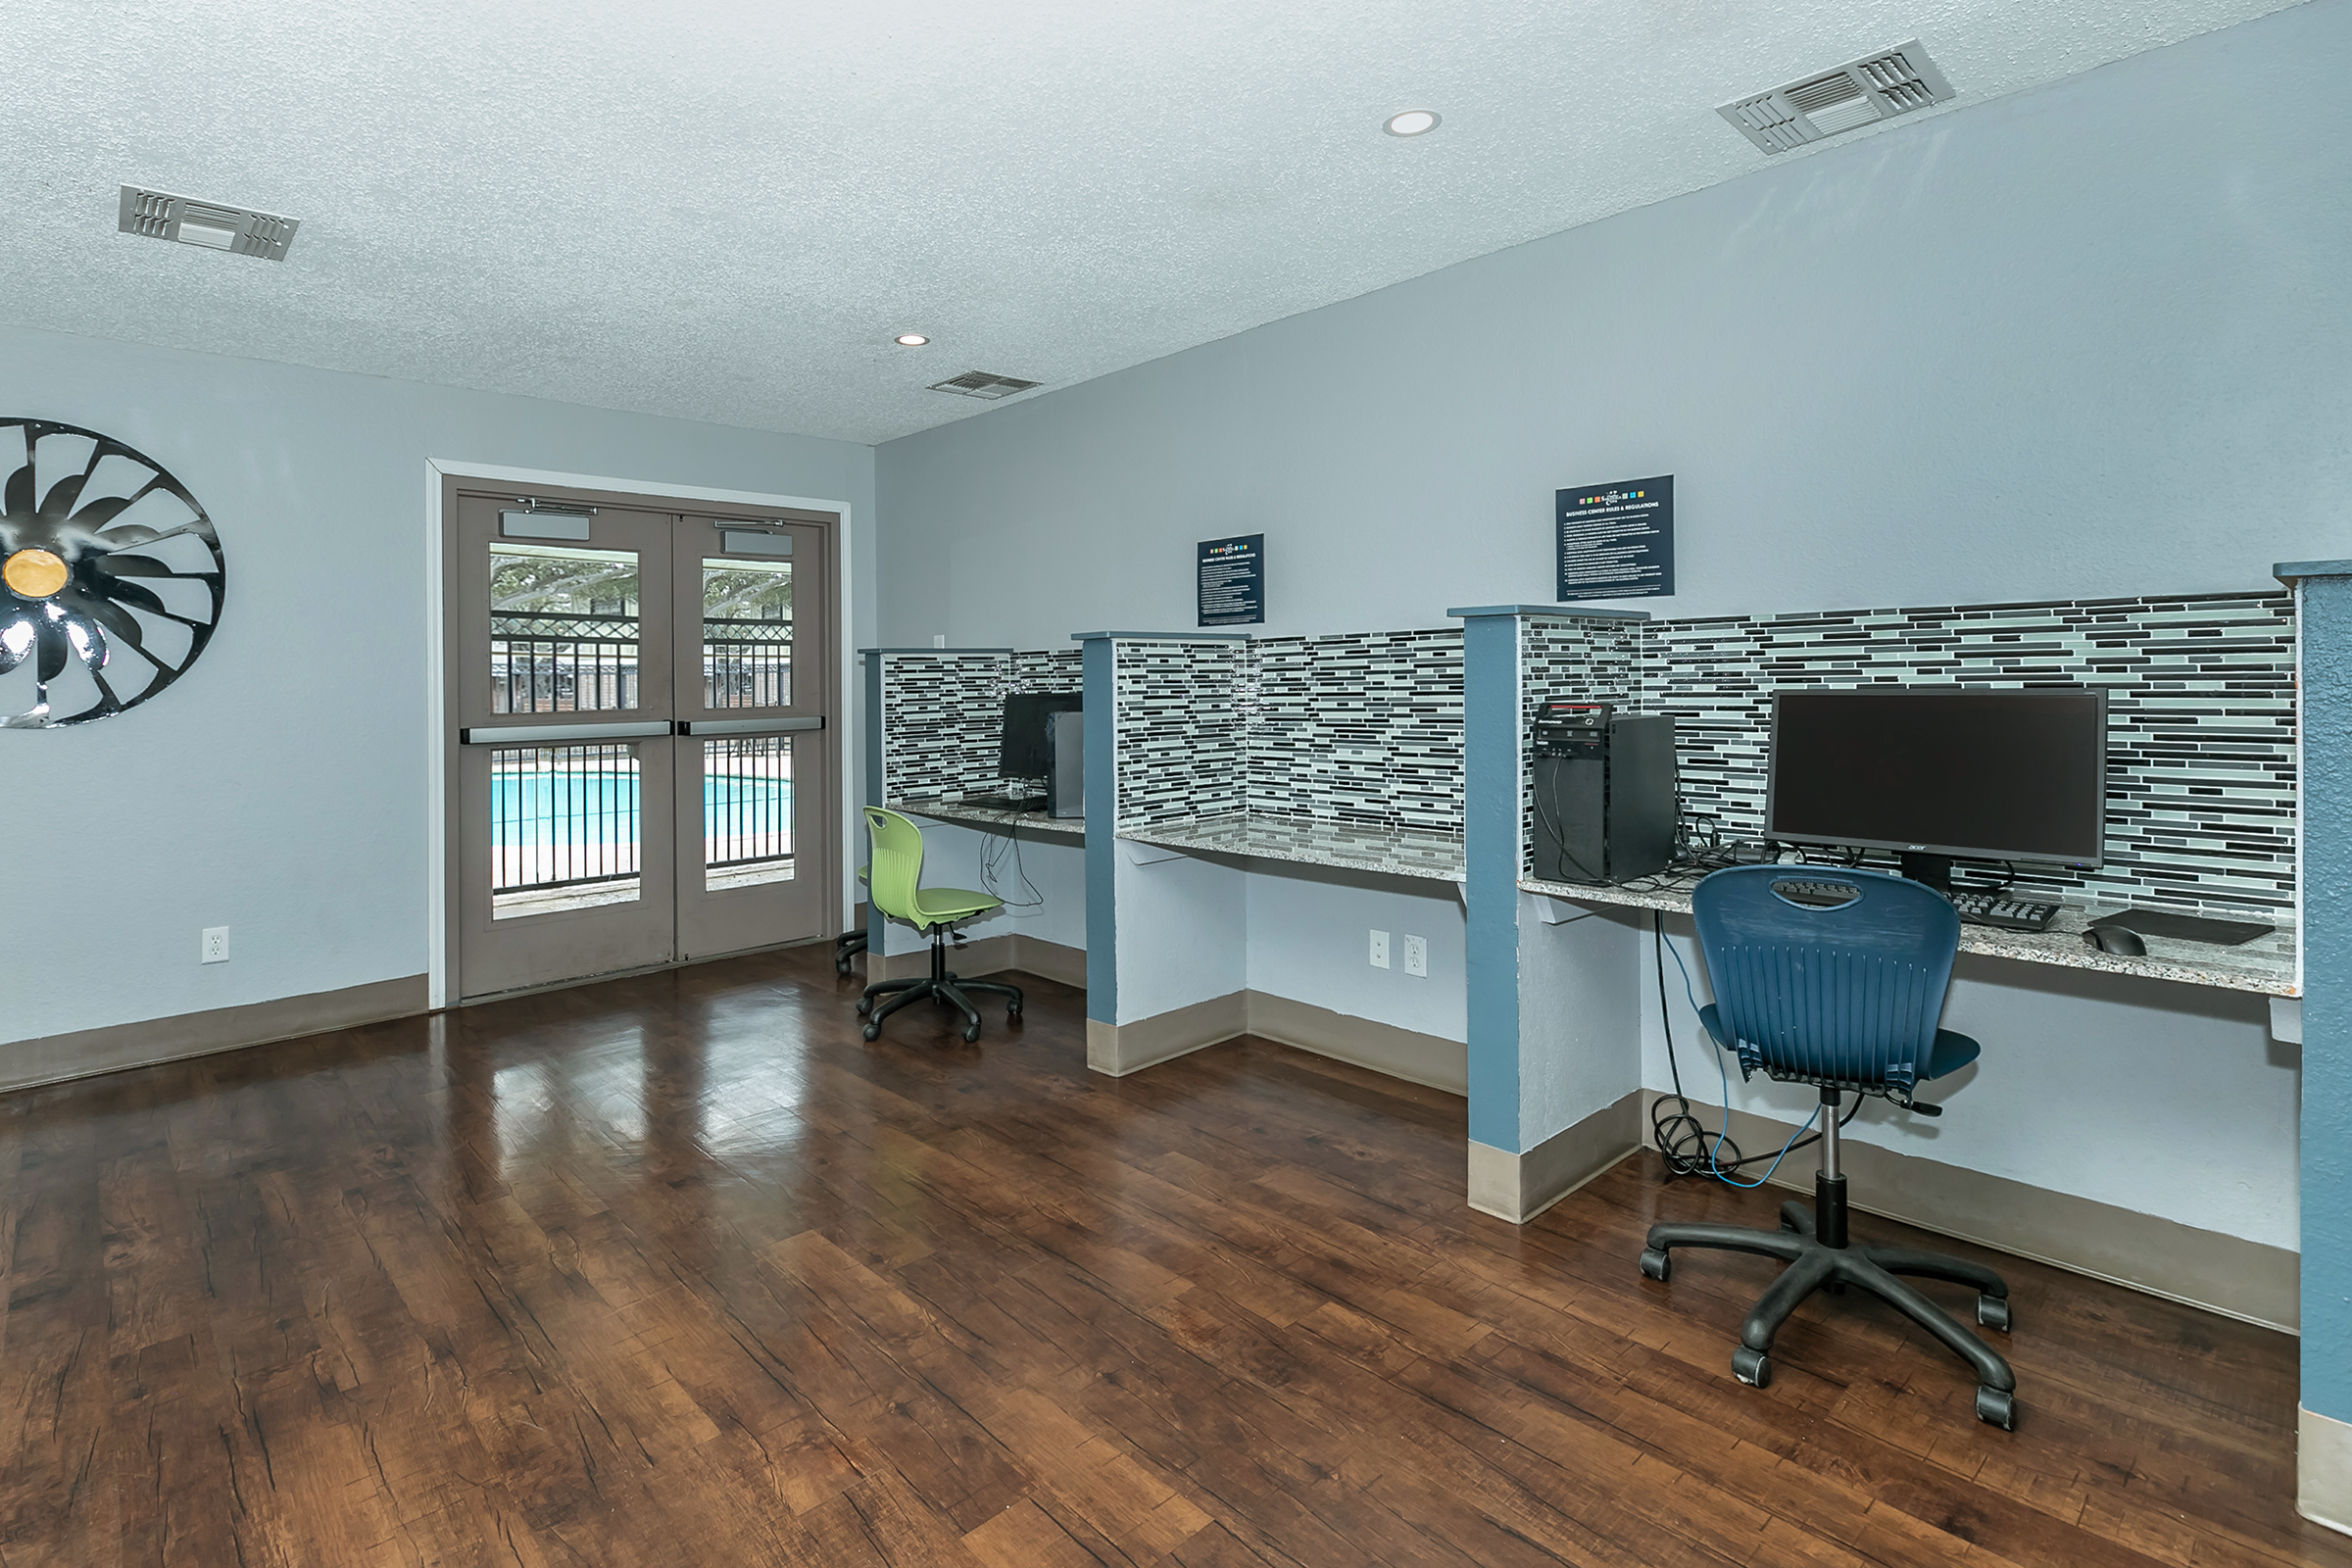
(894, 333), (930, 347)
(1384, 110), (1441, 137)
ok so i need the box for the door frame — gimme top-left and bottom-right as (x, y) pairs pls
(423, 459), (856, 1009)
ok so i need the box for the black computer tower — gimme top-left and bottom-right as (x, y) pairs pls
(1530, 714), (1677, 884)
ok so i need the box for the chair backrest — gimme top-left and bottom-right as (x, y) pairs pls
(862, 808), (926, 922)
(1690, 864), (1961, 1094)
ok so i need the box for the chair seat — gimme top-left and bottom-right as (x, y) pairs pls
(909, 886), (1003, 928)
(1699, 1004), (1981, 1086)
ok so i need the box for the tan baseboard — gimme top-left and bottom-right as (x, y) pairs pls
(1088, 992), (1249, 1076)
(0, 975), (430, 1095)
(868, 934), (1086, 988)
(1468, 1092), (1642, 1224)
(1642, 1089), (2298, 1332)
(2303, 1407), (2352, 1537)
(1243, 992), (1466, 1095)
(1085, 989), (1468, 1093)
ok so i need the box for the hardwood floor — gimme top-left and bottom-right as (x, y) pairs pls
(1, 946), (2340, 1566)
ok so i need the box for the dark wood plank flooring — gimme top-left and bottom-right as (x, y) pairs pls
(1, 946), (2340, 1565)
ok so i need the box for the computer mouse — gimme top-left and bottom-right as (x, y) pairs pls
(2083, 924), (2146, 956)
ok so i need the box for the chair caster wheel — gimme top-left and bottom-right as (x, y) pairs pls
(856, 997), (872, 1015)
(1006, 1003), (1022, 1020)
(861, 1023), (880, 1042)
(1977, 1295), (2012, 1333)
(1975, 1386), (2017, 1430)
(1731, 1348), (1771, 1388)
(961, 1022), (981, 1043)
(1638, 1249), (1671, 1282)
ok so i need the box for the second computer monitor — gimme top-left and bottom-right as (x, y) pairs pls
(1001, 692), (1083, 780)
(1765, 688), (2106, 884)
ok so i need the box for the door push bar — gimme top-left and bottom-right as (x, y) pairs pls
(460, 716), (825, 746)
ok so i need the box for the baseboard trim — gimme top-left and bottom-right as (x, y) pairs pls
(2302, 1407), (2352, 1537)
(1467, 1092), (1643, 1224)
(0, 975), (431, 1095)
(1088, 992), (1248, 1076)
(869, 934), (1087, 988)
(1086, 989), (1468, 1093)
(1241, 993), (1467, 1095)
(1642, 1089), (2299, 1332)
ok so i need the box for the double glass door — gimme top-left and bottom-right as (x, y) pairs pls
(449, 488), (835, 1000)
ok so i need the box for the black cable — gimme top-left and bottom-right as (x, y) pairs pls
(1648, 909), (1862, 1180)
(979, 818), (1045, 910)
(1531, 760), (1605, 884)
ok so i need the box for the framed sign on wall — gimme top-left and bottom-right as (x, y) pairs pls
(1556, 475), (1673, 601)
(1198, 533), (1263, 627)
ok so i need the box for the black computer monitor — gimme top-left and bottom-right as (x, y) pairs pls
(1764, 688), (2106, 889)
(1000, 692), (1082, 779)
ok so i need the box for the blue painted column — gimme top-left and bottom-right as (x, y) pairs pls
(1455, 608), (1525, 1156)
(2279, 561), (2352, 1533)
(1079, 634), (1118, 1028)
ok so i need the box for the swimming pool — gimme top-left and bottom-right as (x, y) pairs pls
(492, 771), (793, 847)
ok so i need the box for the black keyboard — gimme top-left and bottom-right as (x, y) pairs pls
(1949, 889), (2060, 932)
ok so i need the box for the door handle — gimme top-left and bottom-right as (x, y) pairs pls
(675, 716), (825, 736)
(460, 720), (674, 745)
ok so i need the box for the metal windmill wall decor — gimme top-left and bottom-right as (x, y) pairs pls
(0, 418), (225, 727)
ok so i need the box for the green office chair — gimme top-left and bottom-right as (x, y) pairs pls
(856, 808), (1024, 1043)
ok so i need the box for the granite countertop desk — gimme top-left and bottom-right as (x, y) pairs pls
(1118, 812), (1467, 883)
(1519, 872), (2298, 998)
(889, 798), (1086, 837)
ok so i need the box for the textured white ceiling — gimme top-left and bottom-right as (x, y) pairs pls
(2, 0), (2301, 445)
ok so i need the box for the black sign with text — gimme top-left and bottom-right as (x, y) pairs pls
(1556, 476), (1674, 600)
(1198, 534), (1264, 626)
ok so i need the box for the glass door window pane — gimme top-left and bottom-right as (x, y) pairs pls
(491, 544), (642, 712)
(704, 735), (794, 890)
(491, 743), (643, 917)
(702, 559), (792, 709)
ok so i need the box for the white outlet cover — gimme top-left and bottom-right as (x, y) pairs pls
(1369, 929), (1390, 969)
(201, 926), (229, 963)
(1402, 935), (1428, 977)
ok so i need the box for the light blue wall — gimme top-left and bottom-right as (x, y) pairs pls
(875, 0), (2352, 637)
(0, 323), (874, 1049)
(871, 2), (2352, 1236)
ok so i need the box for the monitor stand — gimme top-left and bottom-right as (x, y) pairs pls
(1898, 853), (1954, 895)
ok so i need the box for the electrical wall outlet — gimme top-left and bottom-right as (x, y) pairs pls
(1368, 929), (1391, 969)
(201, 926), (229, 964)
(1402, 935), (1428, 977)
(932, 633), (948, 648)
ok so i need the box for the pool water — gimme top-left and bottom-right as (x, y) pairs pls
(492, 771), (793, 846)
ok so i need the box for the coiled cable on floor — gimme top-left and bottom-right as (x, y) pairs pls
(1650, 910), (1857, 1183)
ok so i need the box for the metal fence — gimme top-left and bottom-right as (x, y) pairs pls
(491, 613), (640, 713)
(705, 736), (794, 869)
(490, 744), (642, 894)
(485, 615), (798, 901)
(705, 618), (792, 709)
(489, 615), (790, 712)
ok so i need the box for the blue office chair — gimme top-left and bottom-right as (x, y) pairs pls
(1639, 864), (2019, 1429)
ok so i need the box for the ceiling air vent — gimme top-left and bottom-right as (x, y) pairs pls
(118, 185), (301, 260)
(927, 370), (1043, 401)
(1718, 40), (1955, 154)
